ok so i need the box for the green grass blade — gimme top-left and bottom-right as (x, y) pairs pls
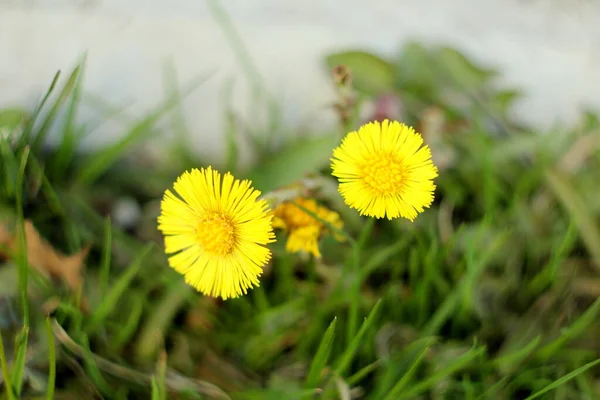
(16, 146), (30, 327)
(134, 280), (194, 363)
(494, 335), (541, 373)
(51, 56), (87, 179)
(0, 138), (19, 197)
(153, 351), (168, 400)
(537, 296), (600, 360)
(398, 345), (486, 399)
(423, 224), (504, 335)
(80, 334), (114, 397)
(20, 71), (61, 147)
(346, 243), (361, 347)
(76, 72), (213, 185)
(476, 376), (510, 400)
(113, 292), (145, 350)
(151, 377), (161, 400)
(222, 78), (239, 173)
(26, 154), (65, 217)
(359, 239), (410, 280)
(86, 243), (153, 334)
(305, 317), (337, 389)
(383, 338), (437, 400)
(529, 220), (578, 294)
(10, 326), (29, 396)
(163, 59), (192, 154)
(545, 169), (600, 271)
(346, 220), (375, 346)
(75, 115), (159, 185)
(31, 65), (82, 154)
(335, 299), (383, 377)
(99, 216), (112, 297)
(525, 358), (600, 400)
(347, 360), (381, 386)
(207, 0), (280, 146)
(0, 108), (27, 132)
(0, 329), (15, 400)
(45, 317), (56, 400)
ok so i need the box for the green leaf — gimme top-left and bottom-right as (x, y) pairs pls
(525, 358), (600, 400)
(305, 317), (337, 389)
(395, 42), (440, 101)
(325, 51), (395, 94)
(492, 89), (522, 116)
(248, 134), (338, 193)
(436, 47), (497, 91)
(335, 299), (383, 376)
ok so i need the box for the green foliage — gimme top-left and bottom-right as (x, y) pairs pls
(247, 133), (340, 193)
(0, 36), (599, 400)
(326, 51), (396, 95)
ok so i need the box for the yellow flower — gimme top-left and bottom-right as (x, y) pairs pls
(272, 197), (344, 258)
(157, 167), (275, 300)
(331, 119), (438, 221)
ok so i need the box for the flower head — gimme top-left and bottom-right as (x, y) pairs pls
(331, 119), (438, 221)
(272, 197), (344, 258)
(157, 167), (275, 300)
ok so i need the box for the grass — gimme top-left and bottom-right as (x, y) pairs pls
(1, 9), (600, 399)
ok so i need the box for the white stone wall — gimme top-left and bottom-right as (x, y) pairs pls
(1, 0), (599, 163)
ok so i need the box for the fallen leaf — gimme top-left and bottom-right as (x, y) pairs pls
(0, 220), (89, 292)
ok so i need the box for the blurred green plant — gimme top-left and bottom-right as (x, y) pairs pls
(0, 24), (599, 400)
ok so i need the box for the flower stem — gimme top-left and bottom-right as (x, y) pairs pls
(346, 242), (362, 347)
(346, 218), (374, 346)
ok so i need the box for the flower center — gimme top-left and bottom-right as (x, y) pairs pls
(361, 154), (406, 196)
(196, 212), (236, 256)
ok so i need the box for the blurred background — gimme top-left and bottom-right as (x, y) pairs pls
(2, 0), (600, 162)
(2, 1), (600, 399)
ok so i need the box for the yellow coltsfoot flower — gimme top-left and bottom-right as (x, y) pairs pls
(272, 197), (344, 258)
(157, 167), (275, 300)
(331, 119), (438, 221)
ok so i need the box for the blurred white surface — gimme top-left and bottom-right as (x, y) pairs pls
(1, 0), (599, 163)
